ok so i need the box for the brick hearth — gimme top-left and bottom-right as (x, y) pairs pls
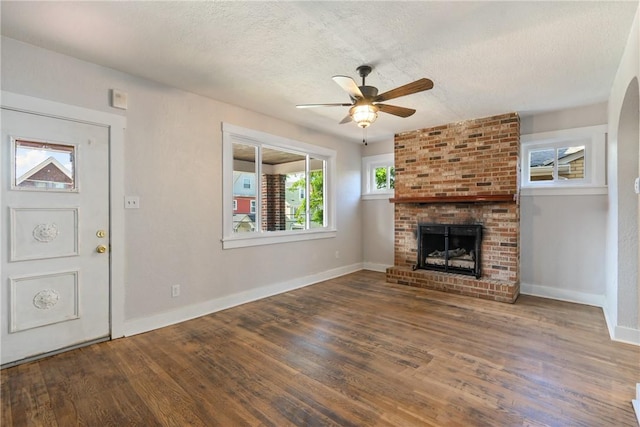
(386, 113), (520, 303)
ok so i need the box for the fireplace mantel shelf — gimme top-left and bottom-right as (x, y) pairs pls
(389, 194), (516, 204)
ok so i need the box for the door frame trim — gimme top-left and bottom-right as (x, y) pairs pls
(1, 91), (127, 339)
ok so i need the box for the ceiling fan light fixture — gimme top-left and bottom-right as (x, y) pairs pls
(350, 104), (379, 128)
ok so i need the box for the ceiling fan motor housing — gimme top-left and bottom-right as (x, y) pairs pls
(359, 86), (378, 99)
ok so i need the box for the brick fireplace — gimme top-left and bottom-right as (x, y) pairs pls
(386, 113), (520, 303)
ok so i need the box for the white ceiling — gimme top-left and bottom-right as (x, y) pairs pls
(1, 1), (638, 143)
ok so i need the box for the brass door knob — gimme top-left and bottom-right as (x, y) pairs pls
(96, 245), (107, 254)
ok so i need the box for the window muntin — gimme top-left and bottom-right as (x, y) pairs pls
(223, 123), (336, 248)
(12, 138), (76, 191)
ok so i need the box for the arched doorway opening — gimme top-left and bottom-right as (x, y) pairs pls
(616, 77), (639, 329)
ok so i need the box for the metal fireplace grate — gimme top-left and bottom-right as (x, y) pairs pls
(413, 223), (482, 278)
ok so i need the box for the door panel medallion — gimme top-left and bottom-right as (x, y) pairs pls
(32, 223), (59, 243)
(10, 271), (79, 333)
(10, 208), (78, 261)
(33, 289), (60, 310)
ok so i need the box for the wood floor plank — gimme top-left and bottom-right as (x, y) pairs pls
(1, 270), (638, 426)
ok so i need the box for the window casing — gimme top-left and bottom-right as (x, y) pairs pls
(362, 153), (395, 200)
(520, 125), (607, 196)
(222, 123), (336, 249)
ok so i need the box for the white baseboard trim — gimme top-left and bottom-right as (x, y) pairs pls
(520, 282), (606, 308)
(601, 303), (617, 342)
(613, 325), (640, 346)
(122, 263), (364, 337)
(526, 285), (640, 347)
(362, 262), (391, 273)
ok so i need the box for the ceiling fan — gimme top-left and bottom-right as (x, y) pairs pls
(296, 65), (434, 129)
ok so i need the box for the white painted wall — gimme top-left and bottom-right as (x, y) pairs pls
(1, 37), (363, 335)
(606, 8), (640, 345)
(361, 138), (395, 271)
(519, 104), (609, 306)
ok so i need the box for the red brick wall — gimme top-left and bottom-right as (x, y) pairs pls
(394, 113), (519, 198)
(261, 174), (287, 231)
(387, 113), (520, 303)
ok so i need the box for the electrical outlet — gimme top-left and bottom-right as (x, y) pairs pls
(125, 196), (140, 209)
(171, 284), (180, 297)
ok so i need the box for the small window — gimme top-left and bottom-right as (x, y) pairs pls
(243, 178), (251, 189)
(521, 125), (606, 195)
(362, 153), (395, 199)
(528, 146), (585, 182)
(12, 138), (76, 191)
(250, 200), (256, 213)
(233, 200), (238, 211)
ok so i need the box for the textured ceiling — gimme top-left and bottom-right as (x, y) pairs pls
(1, 1), (638, 143)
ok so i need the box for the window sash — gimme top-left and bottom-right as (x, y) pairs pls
(362, 153), (395, 199)
(222, 123), (336, 249)
(520, 125), (607, 196)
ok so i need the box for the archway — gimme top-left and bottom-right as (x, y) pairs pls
(617, 77), (639, 329)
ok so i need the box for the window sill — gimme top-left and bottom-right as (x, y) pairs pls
(520, 186), (608, 197)
(222, 228), (337, 249)
(362, 192), (394, 201)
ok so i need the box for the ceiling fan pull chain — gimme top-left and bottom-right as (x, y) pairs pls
(362, 128), (368, 146)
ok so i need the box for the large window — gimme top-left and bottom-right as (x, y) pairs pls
(520, 125), (607, 196)
(222, 123), (336, 249)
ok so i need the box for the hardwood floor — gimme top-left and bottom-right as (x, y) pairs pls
(2, 270), (639, 426)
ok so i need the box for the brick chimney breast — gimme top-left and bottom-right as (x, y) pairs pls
(387, 113), (520, 303)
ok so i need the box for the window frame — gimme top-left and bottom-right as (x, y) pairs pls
(222, 123), (336, 249)
(520, 125), (607, 196)
(361, 153), (395, 200)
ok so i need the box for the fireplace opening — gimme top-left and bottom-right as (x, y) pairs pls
(413, 223), (482, 278)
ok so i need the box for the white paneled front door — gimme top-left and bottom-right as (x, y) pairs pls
(1, 108), (110, 365)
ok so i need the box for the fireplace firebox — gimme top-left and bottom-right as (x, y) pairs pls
(413, 223), (482, 278)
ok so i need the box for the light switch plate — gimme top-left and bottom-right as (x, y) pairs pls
(635, 177), (640, 194)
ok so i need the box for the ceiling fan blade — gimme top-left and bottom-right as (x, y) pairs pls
(296, 103), (353, 108)
(376, 103), (416, 118)
(339, 114), (353, 124)
(332, 75), (364, 100)
(374, 78), (434, 102)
